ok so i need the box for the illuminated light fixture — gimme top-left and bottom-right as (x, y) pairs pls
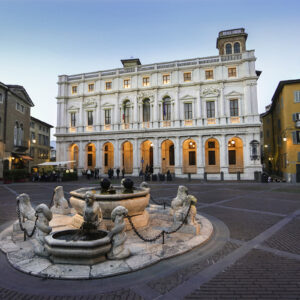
(32, 139), (36, 144)
(150, 143), (154, 147)
(189, 142), (193, 146)
(231, 140), (235, 145)
(268, 157), (271, 161)
(264, 145), (268, 148)
(283, 137), (287, 142)
(11, 157), (15, 160)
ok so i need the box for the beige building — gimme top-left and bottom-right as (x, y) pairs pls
(29, 117), (53, 172)
(261, 79), (300, 182)
(0, 82), (34, 178)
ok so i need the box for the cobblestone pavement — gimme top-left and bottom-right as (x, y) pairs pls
(0, 178), (300, 299)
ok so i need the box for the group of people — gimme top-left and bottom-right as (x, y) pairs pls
(31, 170), (62, 182)
(108, 168), (125, 179)
(83, 168), (126, 180)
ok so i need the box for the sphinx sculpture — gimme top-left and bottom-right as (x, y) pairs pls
(16, 193), (36, 222)
(50, 186), (71, 215)
(107, 206), (130, 260)
(171, 186), (201, 235)
(33, 204), (53, 257)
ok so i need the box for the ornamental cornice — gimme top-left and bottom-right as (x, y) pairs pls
(224, 90), (243, 98)
(67, 105), (80, 112)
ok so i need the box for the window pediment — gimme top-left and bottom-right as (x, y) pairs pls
(67, 105), (79, 112)
(180, 95), (195, 102)
(83, 98), (97, 109)
(102, 102), (114, 109)
(201, 87), (220, 97)
(225, 90), (243, 98)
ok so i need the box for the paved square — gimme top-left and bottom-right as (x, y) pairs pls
(0, 179), (299, 299)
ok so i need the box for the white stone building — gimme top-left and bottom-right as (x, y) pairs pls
(55, 28), (262, 179)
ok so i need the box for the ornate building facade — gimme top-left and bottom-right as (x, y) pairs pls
(55, 28), (262, 179)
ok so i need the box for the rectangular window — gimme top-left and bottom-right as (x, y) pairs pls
(184, 103), (193, 120)
(88, 83), (94, 92)
(71, 112), (76, 127)
(230, 99), (239, 116)
(72, 85), (78, 94)
(143, 77), (150, 86)
(31, 132), (35, 141)
(294, 91), (300, 103)
(105, 110), (111, 125)
(123, 79), (130, 88)
(105, 81), (112, 90)
(87, 111), (93, 126)
(163, 74), (170, 84)
(0, 93), (2, 103)
(228, 67), (237, 78)
(205, 70), (214, 80)
(163, 102), (171, 121)
(208, 151), (216, 165)
(189, 151), (196, 166)
(292, 131), (300, 144)
(206, 101), (215, 118)
(228, 150), (236, 165)
(88, 154), (93, 167)
(183, 72), (191, 82)
(104, 153), (108, 166)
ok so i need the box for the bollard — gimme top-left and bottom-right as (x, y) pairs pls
(237, 171), (241, 181)
(204, 172), (207, 181)
(220, 171), (224, 181)
(188, 173), (191, 181)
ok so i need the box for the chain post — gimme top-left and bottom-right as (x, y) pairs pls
(162, 231), (165, 244)
(163, 202), (166, 210)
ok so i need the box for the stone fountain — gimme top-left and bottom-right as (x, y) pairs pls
(45, 191), (112, 265)
(70, 178), (150, 230)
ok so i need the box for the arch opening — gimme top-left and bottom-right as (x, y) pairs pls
(182, 139), (197, 174)
(205, 138), (220, 173)
(103, 142), (114, 174)
(122, 141), (133, 174)
(140, 140), (153, 173)
(228, 137), (244, 173)
(86, 143), (96, 170)
(161, 139), (175, 174)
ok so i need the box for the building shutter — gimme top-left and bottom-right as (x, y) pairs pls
(292, 131), (297, 144)
(298, 152), (300, 162)
(293, 113), (297, 121)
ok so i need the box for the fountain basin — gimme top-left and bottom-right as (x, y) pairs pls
(44, 229), (112, 265)
(70, 186), (150, 230)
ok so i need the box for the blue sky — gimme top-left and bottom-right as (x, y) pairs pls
(1, 0), (300, 139)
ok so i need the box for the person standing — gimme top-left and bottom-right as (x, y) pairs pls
(87, 169), (91, 180)
(116, 168), (120, 179)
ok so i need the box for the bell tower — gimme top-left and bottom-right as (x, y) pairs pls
(216, 28), (248, 55)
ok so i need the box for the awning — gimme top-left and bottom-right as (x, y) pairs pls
(20, 155), (33, 161)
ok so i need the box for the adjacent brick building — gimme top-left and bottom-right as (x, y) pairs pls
(0, 82), (34, 178)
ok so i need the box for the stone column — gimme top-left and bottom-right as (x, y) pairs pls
(95, 140), (101, 169)
(174, 136), (182, 175)
(133, 95), (138, 129)
(78, 141), (85, 172)
(219, 83), (226, 125)
(153, 91), (158, 128)
(197, 135), (204, 176)
(114, 139), (119, 169)
(174, 87), (180, 127)
(153, 138), (160, 174)
(220, 135), (227, 177)
(133, 138), (139, 176)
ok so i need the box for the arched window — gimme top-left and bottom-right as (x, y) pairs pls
(143, 99), (150, 122)
(14, 122), (19, 146)
(162, 96), (171, 120)
(123, 100), (130, 124)
(225, 43), (232, 54)
(234, 42), (240, 54)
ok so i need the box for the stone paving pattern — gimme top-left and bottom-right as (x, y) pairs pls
(0, 178), (300, 299)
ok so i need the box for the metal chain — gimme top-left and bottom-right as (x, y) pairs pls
(48, 190), (55, 208)
(16, 199), (38, 241)
(150, 195), (167, 209)
(126, 203), (192, 244)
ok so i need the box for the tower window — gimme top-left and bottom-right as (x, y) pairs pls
(123, 79), (130, 89)
(225, 43), (232, 54)
(143, 77), (150, 86)
(72, 85), (78, 94)
(230, 99), (239, 116)
(234, 42), (240, 53)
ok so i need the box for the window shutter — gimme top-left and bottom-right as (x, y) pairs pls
(293, 113), (297, 121)
(292, 131), (297, 144)
(298, 152), (300, 162)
